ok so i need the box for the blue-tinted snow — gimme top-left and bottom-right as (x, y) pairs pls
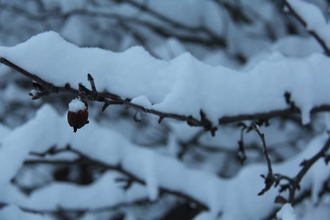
(276, 204), (297, 220)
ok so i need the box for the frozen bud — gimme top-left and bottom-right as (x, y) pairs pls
(67, 98), (89, 132)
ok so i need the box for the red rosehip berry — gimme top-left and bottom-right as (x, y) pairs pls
(67, 99), (89, 132)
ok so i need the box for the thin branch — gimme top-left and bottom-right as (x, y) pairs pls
(0, 57), (62, 94)
(258, 134), (330, 203)
(287, 135), (330, 202)
(251, 123), (275, 196)
(252, 123), (273, 177)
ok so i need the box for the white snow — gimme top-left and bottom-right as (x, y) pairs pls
(0, 205), (52, 220)
(130, 95), (152, 109)
(276, 204), (297, 220)
(68, 98), (86, 113)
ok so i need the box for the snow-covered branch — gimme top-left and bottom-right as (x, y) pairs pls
(2, 32), (330, 135)
(284, 0), (330, 56)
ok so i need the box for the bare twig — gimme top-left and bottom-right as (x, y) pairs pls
(257, 134), (330, 203)
(251, 123), (275, 195)
(252, 124), (273, 176)
(87, 73), (97, 93)
(287, 136), (330, 202)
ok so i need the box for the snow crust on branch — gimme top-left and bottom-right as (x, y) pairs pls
(2, 31), (330, 125)
(0, 105), (329, 219)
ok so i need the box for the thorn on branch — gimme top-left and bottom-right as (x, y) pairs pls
(210, 127), (217, 137)
(284, 91), (291, 104)
(246, 124), (254, 133)
(299, 159), (307, 166)
(296, 184), (301, 191)
(257, 119), (270, 127)
(284, 91), (297, 110)
(258, 173), (276, 196)
(32, 81), (46, 92)
(87, 73), (97, 93)
(325, 154), (330, 165)
(279, 184), (291, 193)
(158, 117), (164, 124)
(102, 103), (110, 112)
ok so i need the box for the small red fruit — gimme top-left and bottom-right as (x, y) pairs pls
(67, 99), (89, 132)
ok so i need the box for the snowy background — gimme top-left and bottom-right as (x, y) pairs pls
(0, 0), (330, 219)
